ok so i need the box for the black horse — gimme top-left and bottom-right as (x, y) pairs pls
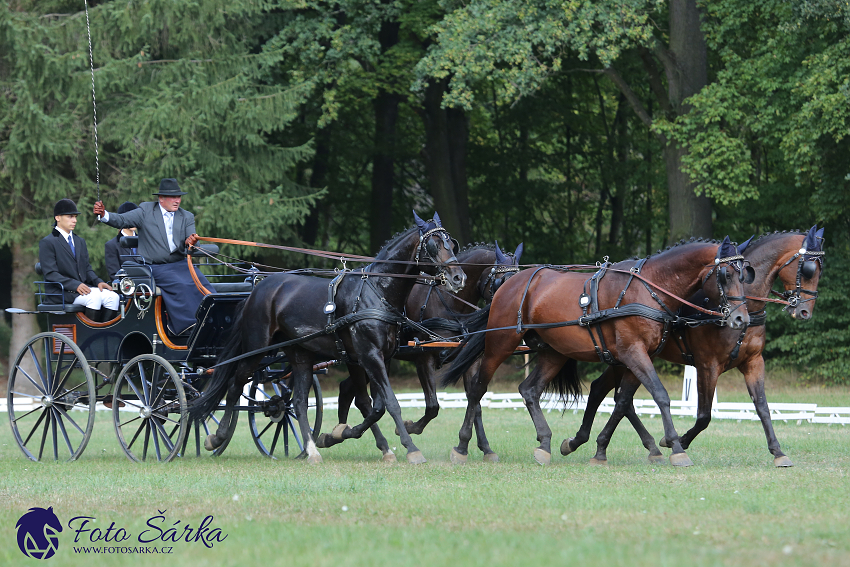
(322, 242), (523, 461)
(187, 211), (466, 464)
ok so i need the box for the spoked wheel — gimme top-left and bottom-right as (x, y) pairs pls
(7, 332), (96, 462)
(112, 354), (188, 463)
(248, 374), (323, 459)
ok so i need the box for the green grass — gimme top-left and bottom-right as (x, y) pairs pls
(2, 402), (849, 567)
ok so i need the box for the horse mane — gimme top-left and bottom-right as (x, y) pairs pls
(623, 237), (722, 261)
(374, 226), (419, 258)
(459, 242), (495, 254)
(751, 229), (805, 244)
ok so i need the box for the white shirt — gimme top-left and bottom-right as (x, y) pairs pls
(55, 226), (73, 242)
(159, 204), (177, 253)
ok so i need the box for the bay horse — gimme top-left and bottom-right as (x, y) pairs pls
(187, 211), (466, 464)
(323, 242), (523, 461)
(562, 226), (825, 467)
(442, 237), (750, 466)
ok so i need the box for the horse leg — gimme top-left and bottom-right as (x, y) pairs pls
(670, 362), (720, 450)
(741, 355), (792, 467)
(337, 374), (356, 424)
(466, 359), (497, 461)
(620, 349), (692, 466)
(452, 338), (515, 464)
(400, 354), (440, 436)
(590, 376), (642, 464)
(288, 357), (323, 465)
(518, 350), (570, 465)
(561, 366), (621, 456)
(205, 358), (258, 451)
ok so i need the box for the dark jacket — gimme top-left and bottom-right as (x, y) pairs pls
(102, 201), (196, 264)
(38, 229), (105, 304)
(105, 232), (141, 280)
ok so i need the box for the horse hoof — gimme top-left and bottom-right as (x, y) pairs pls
(659, 437), (671, 449)
(382, 451), (397, 463)
(331, 423), (349, 441)
(394, 420), (416, 436)
(589, 457), (608, 466)
(560, 438), (575, 456)
(306, 453), (323, 465)
(315, 433), (330, 448)
(406, 450), (426, 464)
(203, 434), (220, 452)
(647, 454), (666, 464)
(774, 455), (794, 468)
(533, 448), (551, 466)
(482, 452), (499, 463)
(449, 448), (468, 465)
(670, 452), (694, 467)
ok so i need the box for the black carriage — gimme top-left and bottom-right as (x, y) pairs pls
(5, 239), (323, 463)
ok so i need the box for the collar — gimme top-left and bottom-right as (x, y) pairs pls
(55, 226), (73, 241)
(159, 204), (176, 216)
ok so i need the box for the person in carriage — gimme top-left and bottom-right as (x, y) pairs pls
(93, 178), (215, 335)
(104, 201), (142, 281)
(39, 198), (121, 322)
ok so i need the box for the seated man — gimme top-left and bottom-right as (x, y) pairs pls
(39, 199), (120, 322)
(104, 201), (141, 281)
(94, 178), (216, 335)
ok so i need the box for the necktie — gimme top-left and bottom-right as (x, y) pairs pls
(67, 234), (76, 257)
(164, 211), (176, 253)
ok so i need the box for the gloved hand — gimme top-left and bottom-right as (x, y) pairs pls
(185, 233), (200, 248)
(93, 201), (105, 217)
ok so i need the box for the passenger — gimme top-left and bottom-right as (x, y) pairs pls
(39, 199), (120, 322)
(104, 201), (141, 281)
(94, 178), (216, 335)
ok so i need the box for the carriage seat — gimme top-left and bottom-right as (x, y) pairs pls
(33, 262), (86, 312)
(211, 281), (254, 293)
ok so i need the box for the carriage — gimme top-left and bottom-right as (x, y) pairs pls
(5, 238), (324, 463)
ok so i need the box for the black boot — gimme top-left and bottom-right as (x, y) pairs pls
(101, 308), (120, 322)
(84, 307), (100, 321)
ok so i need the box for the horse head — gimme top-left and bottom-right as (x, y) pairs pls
(478, 241), (523, 301)
(775, 225), (825, 320)
(705, 236), (751, 330)
(412, 210), (466, 293)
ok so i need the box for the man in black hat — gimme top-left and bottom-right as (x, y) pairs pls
(93, 179), (216, 335)
(104, 201), (141, 281)
(39, 199), (120, 322)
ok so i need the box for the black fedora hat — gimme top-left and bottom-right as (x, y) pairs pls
(153, 178), (187, 196)
(53, 198), (80, 216)
(117, 201), (138, 214)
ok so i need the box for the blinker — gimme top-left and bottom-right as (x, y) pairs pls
(801, 260), (817, 279)
(717, 266), (729, 287)
(742, 266), (755, 284)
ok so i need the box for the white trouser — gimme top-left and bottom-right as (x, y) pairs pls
(72, 288), (120, 310)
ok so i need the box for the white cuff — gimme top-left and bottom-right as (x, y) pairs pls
(100, 210), (110, 222)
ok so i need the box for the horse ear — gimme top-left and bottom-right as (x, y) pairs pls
(737, 235), (754, 255)
(412, 210), (428, 231)
(433, 211), (442, 227)
(816, 227), (824, 241)
(514, 242), (524, 264)
(494, 240), (508, 264)
(803, 224), (819, 250)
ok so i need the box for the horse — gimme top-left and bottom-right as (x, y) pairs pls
(322, 241), (523, 461)
(441, 237), (750, 467)
(187, 211), (467, 464)
(562, 225), (825, 467)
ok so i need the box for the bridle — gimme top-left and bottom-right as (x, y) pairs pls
(415, 224), (460, 287)
(774, 247), (825, 309)
(481, 264), (521, 301)
(701, 253), (752, 325)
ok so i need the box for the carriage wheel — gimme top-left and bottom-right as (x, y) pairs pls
(112, 354), (188, 463)
(247, 374), (322, 459)
(6, 332), (96, 462)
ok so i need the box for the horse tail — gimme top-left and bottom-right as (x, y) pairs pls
(440, 305), (491, 388)
(187, 299), (247, 422)
(543, 358), (582, 409)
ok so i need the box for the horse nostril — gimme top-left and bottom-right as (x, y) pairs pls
(800, 309), (811, 320)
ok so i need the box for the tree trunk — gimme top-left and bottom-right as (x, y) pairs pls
(446, 107), (471, 244)
(665, 0), (712, 241)
(608, 93), (628, 249)
(370, 90), (400, 253)
(421, 79), (470, 244)
(301, 126), (332, 247)
(369, 18), (402, 253)
(9, 241), (39, 389)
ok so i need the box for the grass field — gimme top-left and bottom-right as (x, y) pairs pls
(2, 385), (849, 567)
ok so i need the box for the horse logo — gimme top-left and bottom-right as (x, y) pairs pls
(16, 507), (63, 559)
